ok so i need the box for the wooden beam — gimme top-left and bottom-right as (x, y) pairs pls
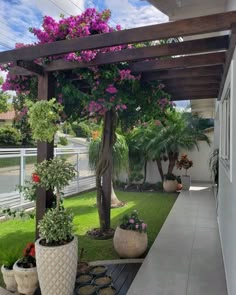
(9, 66), (33, 76)
(166, 85), (219, 93)
(173, 95), (216, 101)
(170, 89), (218, 99)
(131, 52), (225, 73)
(0, 11), (235, 63)
(16, 60), (44, 75)
(36, 73), (55, 239)
(218, 24), (236, 100)
(44, 35), (229, 71)
(143, 65), (223, 80)
(163, 77), (221, 86)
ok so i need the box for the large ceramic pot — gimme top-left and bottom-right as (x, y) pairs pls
(163, 180), (178, 193)
(113, 227), (147, 258)
(35, 236), (78, 295)
(181, 175), (191, 190)
(13, 260), (38, 295)
(1, 265), (17, 292)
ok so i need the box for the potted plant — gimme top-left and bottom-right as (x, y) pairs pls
(1, 248), (20, 292)
(176, 154), (193, 190)
(113, 210), (147, 258)
(13, 242), (38, 295)
(20, 157), (77, 295)
(163, 173), (178, 193)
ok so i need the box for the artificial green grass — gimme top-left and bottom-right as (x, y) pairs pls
(0, 190), (177, 287)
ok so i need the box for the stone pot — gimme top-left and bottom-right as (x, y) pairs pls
(163, 180), (178, 193)
(1, 265), (17, 292)
(113, 227), (147, 258)
(181, 175), (191, 190)
(13, 260), (38, 295)
(35, 236), (78, 295)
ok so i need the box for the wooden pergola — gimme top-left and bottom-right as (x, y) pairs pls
(0, 11), (236, 232)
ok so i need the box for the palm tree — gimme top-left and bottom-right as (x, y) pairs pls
(128, 111), (210, 182)
(147, 111), (210, 179)
(89, 133), (129, 207)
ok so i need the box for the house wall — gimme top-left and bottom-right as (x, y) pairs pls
(225, 0), (236, 10)
(217, 33), (236, 295)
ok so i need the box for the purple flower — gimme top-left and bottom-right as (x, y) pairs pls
(141, 223), (147, 230)
(106, 84), (118, 94)
(129, 218), (135, 224)
(135, 224), (139, 229)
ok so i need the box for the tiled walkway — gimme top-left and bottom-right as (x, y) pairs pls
(128, 184), (228, 295)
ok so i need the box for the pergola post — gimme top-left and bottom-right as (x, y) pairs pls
(35, 73), (55, 239)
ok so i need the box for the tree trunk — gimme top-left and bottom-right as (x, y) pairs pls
(156, 159), (164, 182)
(111, 181), (124, 208)
(167, 152), (178, 174)
(143, 160), (147, 184)
(96, 109), (115, 232)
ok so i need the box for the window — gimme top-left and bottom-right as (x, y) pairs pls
(220, 86), (231, 171)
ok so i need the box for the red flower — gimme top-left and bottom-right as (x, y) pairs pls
(23, 242), (35, 257)
(32, 173), (40, 183)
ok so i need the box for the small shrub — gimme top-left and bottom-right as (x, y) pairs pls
(72, 121), (91, 138)
(58, 136), (68, 146)
(0, 125), (22, 146)
(120, 210), (147, 233)
(38, 206), (74, 245)
(164, 173), (177, 181)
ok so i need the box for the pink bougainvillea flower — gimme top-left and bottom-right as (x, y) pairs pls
(106, 84), (118, 94)
(129, 218), (135, 224)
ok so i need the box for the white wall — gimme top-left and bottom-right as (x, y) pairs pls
(225, 0), (236, 11)
(145, 133), (213, 183)
(217, 46), (236, 295)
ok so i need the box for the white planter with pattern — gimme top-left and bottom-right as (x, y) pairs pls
(13, 260), (38, 295)
(35, 236), (78, 295)
(1, 265), (17, 292)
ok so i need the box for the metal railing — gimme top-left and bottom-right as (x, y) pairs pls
(0, 147), (96, 209)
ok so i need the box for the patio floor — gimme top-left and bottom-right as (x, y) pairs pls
(128, 183), (228, 295)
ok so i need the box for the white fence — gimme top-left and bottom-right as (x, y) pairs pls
(0, 147), (96, 209)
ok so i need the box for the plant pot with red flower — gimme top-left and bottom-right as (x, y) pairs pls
(176, 154), (193, 190)
(13, 243), (38, 295)
(113, 210), (147, 258)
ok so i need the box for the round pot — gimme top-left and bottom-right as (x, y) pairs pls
(181, 175), (191, 190)
(35, 236), (78, 295)
(1, 265), (17, 292)
(163, 180), (178, 193)
(113, 227), (147, 258)
(97, 286), (116, 295)
(75, 283), (97, 295)
(90, 265), (107, 277)
(93, 275), (112, 288)
(76, 274), (93, 286)
(13, 260), (38, 295)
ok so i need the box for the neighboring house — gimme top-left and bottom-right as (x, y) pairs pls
(0, 110), (15, 126)
(147, 1), (236, 295)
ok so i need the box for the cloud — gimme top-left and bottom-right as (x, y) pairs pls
(0, 0), (85, 51)
(104, 0), (168, 28)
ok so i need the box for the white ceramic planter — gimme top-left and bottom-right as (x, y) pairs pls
(13, 260), (38, 295)
(181, 175), (191, 190)
(1, 265), (17, 292)
(35, 236), (78, 295)
(163, 180), (178, 192)
(113, 227), (147, 258)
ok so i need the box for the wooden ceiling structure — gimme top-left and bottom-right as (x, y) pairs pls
(0, 11), (236, 101)
(1, 11), (236, 234)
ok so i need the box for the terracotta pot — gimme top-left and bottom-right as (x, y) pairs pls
(35, 236), (78, 295)
(1, 265), (17, 292)
(181, 175), (191, 190)
(177, 183), (183, 190)
(113, 227), (147, 258)
(13, 260), (38, 295)
(163, 180), (178, 192)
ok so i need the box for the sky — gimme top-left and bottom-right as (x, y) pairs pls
(0, 0), (188, 107)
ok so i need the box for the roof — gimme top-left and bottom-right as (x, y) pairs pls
(0, 110), (15, 120)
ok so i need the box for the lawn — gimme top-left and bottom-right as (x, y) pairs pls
(0, 190), (177, 287)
